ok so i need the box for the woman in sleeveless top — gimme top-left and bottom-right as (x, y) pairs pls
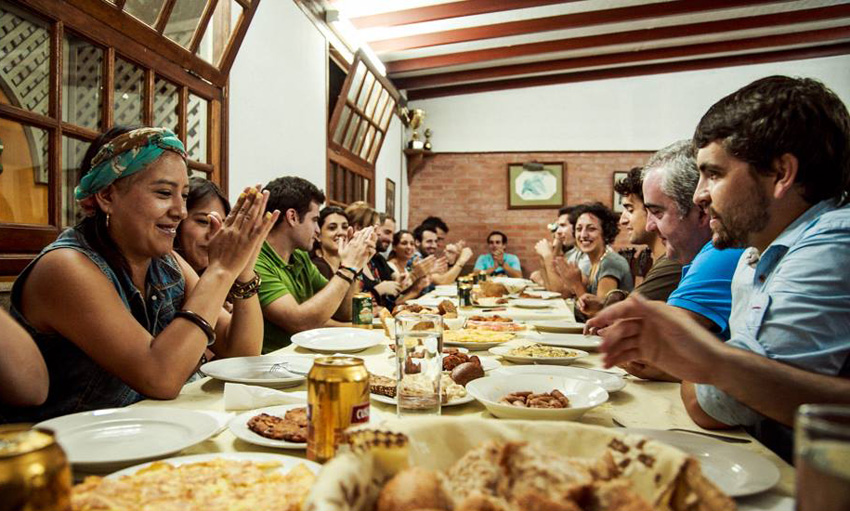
(310, 206), (349, 280)
(1, 126), (278, 423)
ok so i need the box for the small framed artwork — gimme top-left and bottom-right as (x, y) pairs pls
(612, 171), (629, 213)
(385, 178), (396, 218)
(507, 162), (564, 209)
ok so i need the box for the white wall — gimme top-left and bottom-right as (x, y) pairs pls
(410, 55), (850, 152)
(229, 1), (405, 213)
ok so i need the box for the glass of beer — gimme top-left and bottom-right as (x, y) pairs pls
(795, 404), (850, 511)
(394, 313), (443, 417)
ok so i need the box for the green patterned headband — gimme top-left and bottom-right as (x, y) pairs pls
(75, 127), (187, 208)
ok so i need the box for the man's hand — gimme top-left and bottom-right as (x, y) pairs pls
(433, 256), (448, 274)
(535, 239), (554, 259)
(339, 226), (375, 272)
(492, 248), (505, 267)
(577, 293), (604, 317)
(411, 255), (436, 280)
(585, 294), (726, 383)
(374, 280), (401, 297)
(619, 360), (680, 382)
(458, 247), (473, 266)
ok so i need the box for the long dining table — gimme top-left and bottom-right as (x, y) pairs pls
(128, 286), (795, 511)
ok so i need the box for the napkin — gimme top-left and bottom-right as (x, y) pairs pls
(224, 383), (307, 411)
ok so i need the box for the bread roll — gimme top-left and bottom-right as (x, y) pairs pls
(377, 467), (450, 511)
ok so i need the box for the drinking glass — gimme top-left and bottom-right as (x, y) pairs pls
(795, 404), (850, 511)
(394, 314), (443, 417)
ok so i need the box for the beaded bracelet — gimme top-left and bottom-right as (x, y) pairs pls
(175, 310), (216, 346)
(228, 273), (261, 301)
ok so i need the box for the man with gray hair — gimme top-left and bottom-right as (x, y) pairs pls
(621, 140), (744, 380)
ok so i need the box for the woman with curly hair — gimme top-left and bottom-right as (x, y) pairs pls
(552, 203), (633, 308)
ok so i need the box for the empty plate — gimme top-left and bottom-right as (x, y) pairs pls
(535, 332), (603, 351)
(529, 320), (585, 333)
(200, 355), (312, 388)
(291, 327), (384, 353)
(492, 365), (625, 393)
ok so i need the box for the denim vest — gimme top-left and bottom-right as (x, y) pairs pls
(0, 228), (185, 423)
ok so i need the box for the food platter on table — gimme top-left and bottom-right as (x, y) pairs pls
(290, 327), (384, 353)
(533, 332), (603, 351)
(528, 319), (586, 333)
(517, 290), (562, 300)
(465, 374), (609, 420)
(369, 372), (476, 407)
(200, 355), (312, 388)
(443, 329), (516, 350)
(489, 343), (589, 365)
(510, 298), (553, 309)
(36, 407), (220, 473)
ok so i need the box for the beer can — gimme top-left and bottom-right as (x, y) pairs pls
(352, 293), (373, 329)
(457, 283), (473, 307)
(0, 425), (72, 511)
(307, 357), (370, 462)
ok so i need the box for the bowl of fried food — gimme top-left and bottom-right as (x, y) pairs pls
(465, 374), (608, 420)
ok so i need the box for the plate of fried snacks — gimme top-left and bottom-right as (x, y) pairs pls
(466, 374), (608, 420)
(489, 343), (589, 365)
(201, 355), (312, 388)
(229, 404), (389, 449)
(369, 373), (475, 407)
(304, 417), (736, 511)
(443, 329), (516, 350)
(71, 452), (319, 511)
(37, 407), (220, 473)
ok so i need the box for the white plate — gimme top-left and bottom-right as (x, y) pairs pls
(108, 451), (321, 479)
(445, 339), (512, 351)
(529, 320), (586, 333)
(371, 392), (475, 407)
(511, 298), (553, 309)
(466, 374), (608, 420)
(291, 327), (384, 353)
(519, 290), (562, 300)
(534, 332), (603, 351)
(492, 365), (625, 393)
(411, 296), (458, 308)
(489, 345), (589, 365)
(433, 286), (458, 297)
(36, 407), (220, 472)
(489, 277), (532, 294)
(626, 429), (780, 497)
(200, 355), (312, 388)
(228, 404), (389, 449)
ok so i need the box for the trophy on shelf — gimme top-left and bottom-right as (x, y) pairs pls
(424, 128), (433, 151)
(400, 107), (426, 150)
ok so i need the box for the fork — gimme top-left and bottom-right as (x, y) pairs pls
(268, 362), (306, 376)
(611, 418), (752, 444)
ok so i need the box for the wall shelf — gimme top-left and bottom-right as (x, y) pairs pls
(404, 148), (433, 183)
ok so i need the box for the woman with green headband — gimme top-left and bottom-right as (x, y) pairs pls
(0, 126), (278, 423)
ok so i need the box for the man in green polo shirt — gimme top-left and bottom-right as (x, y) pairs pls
(255, 177), (375, 353)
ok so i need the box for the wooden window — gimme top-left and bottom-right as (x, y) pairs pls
(0, 0), (258, 276)
(326, 50), (399, 207)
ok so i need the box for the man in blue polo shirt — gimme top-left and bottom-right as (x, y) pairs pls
(474, 231), (522, 278)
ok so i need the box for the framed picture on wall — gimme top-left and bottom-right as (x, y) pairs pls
(507, 162), (564, 209)
(386, 178), (396, 218)
(612, 171), (629, 213)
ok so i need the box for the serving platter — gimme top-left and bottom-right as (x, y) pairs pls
(489, 345), (589, 365)
(108, 451), (321, 478)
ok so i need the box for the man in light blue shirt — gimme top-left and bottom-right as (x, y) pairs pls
(474, 231), (522, 278)
(587, 76), (850, 461)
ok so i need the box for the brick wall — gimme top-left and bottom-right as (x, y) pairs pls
(408, 151), (653, 277)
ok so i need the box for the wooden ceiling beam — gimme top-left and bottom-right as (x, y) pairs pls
(406, 41), (850, 100)
(386, 3), (850, 74)
(369, 0), (790, 53)
(349, 0), (576, 29)
(395, 25), (850, 90)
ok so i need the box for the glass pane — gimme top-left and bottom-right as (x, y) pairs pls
(346, 172), (354, 203)
(372, 89), (388, 124)
(352, 120), (368, 154)
(363, 81), (381, 119)
(356, 72), (374, 111)
(334, 164), (343, 202)
(164, 0), (207, 49)
(187, 93), (208, 163)
(114, 57), (144, 126)
(0, 120), (49, 225)
(196, 0), (241, 65)
(359, 125), (375, 160)
(332, 106), (351, 145)
(61, 136), (89, 228)
(62, 33), (103, 131)
(124, 0), (166, 26)
(0, 3), (50, 117)
(369, 131), (383, 163)
(379, 97), (396, 131)
(363, 178), (370, 203)
(346, 62), (366, 104)
(153, 76), (179, 132)
(342, 115), (361, 150)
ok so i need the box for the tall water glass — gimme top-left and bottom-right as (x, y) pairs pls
(795, 404), (850, 511)
(394, 314), (443, 417)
